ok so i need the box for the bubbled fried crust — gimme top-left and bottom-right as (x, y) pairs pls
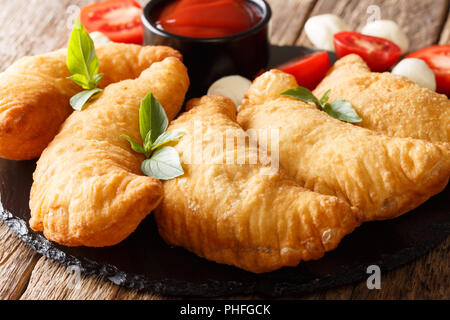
(155, 95), (360, 273)
(313, 54), (450, 143)
(29, 57), (190, 247)
(0, 43), (182, 160)
(238, 70), (450, 222)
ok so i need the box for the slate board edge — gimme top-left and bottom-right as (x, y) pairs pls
(2, 205), (449, 298)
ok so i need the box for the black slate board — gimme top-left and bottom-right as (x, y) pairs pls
(0, 46), (449, 298)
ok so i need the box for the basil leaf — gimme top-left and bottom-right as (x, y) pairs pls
(141, 146), (184, 180)
(139, 93), (168, 143)
(151, 130), (185, 151)
(94, 73), (104, 87)
(69, 88), (102, 111)
(324, 99), (362, 123)
(144, 130), (153, 155)
(121, 135), (146, 154)
(139, 93), (152, 142)
(320, 89), (331, 105)
(281, 86), (321, 109)
(68, 73), (91, 89)
(122, 94), (183, 180)
(67, 19), (99, 90)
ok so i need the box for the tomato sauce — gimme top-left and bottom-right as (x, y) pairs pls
(155, 0), (262, 38)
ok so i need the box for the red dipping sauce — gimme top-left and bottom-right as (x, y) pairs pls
(155, 0), (263, 38)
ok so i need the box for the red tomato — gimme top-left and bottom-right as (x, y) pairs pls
(407, 45), (450, 96)
(80, 0), (143, 44)
(277, 51), (330, 90)
(334, 31), (402, 72)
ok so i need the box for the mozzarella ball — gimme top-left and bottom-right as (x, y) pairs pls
(361, 20), (409, 53)
(207, 75), (252, 110)
(392, 58), (436, 91)
(304, 14), (351, 51)
(89, 32), (111, 45)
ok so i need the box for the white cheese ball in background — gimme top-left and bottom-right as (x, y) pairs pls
(207, 75), (252, 110)
(361, 20), (409, 54)
(89, 32), (111, 45)
(392, 58), (436, 91)
(304, 14), (351, 51)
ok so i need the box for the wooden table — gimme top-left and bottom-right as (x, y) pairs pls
(0, 0), (449, 300)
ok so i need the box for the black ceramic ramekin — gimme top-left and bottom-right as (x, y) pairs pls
(142, 0), (272, 97)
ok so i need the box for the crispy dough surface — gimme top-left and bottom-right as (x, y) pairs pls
(0, 43), (182, 160)
(155, 95), (360, 273)
(29, 57), (190, 247)
(314, 54), (450, 143)
(238, 70), (450, 222)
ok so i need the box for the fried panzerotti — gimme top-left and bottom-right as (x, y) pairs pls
(238, 70), (450, 222)
(155, 95), (360, 273)
(0, 43), (182, 160)
(314, 54), (450, 143)
(29, 57), (189, 247)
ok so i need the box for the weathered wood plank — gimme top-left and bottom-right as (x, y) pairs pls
(0, 222), (40, 300)
(20, 256), (121, 300)
(302, 284), (354, 300)
(0, 0), (96, 70)
(18, 254), (169, 300)
(113, 288), (166, 300)
(439, 12), (450, 44)
(350, 236), (450, 299)
(267, 0), (317, 45)
(297, 0), (449, 52)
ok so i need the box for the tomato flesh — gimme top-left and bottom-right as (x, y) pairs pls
(277, 51), (331, 90)
(334, 31), (402, 72)
(80, 0), (143, 44)
(407, 45), (450, 96)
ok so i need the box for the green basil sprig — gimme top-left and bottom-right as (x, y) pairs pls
(67, 19), (104, 111)
(121, 93), (185, 180)
(281, 87), (362, 123)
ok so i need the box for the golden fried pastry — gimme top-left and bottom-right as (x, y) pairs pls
(0, 43), (182, 160)
(313, 54), (450, 143)
(238, 70), (450, 222)
(29, 57), (189, 247)
(155, 95), (360, 273)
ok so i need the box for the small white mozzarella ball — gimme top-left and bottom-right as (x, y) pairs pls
(207, 75), (252, 110)
(304, 14), (351, 51)
(392, 58), (436, 91)
(89, 32), (111, 45)
(361, 20), (409, 54)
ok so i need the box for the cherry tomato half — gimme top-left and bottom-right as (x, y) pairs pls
(80, 0), (143, 44)
(334, 31), (402, 72)
(277, 51), (331, 90)
(407, 45), (450, 96)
